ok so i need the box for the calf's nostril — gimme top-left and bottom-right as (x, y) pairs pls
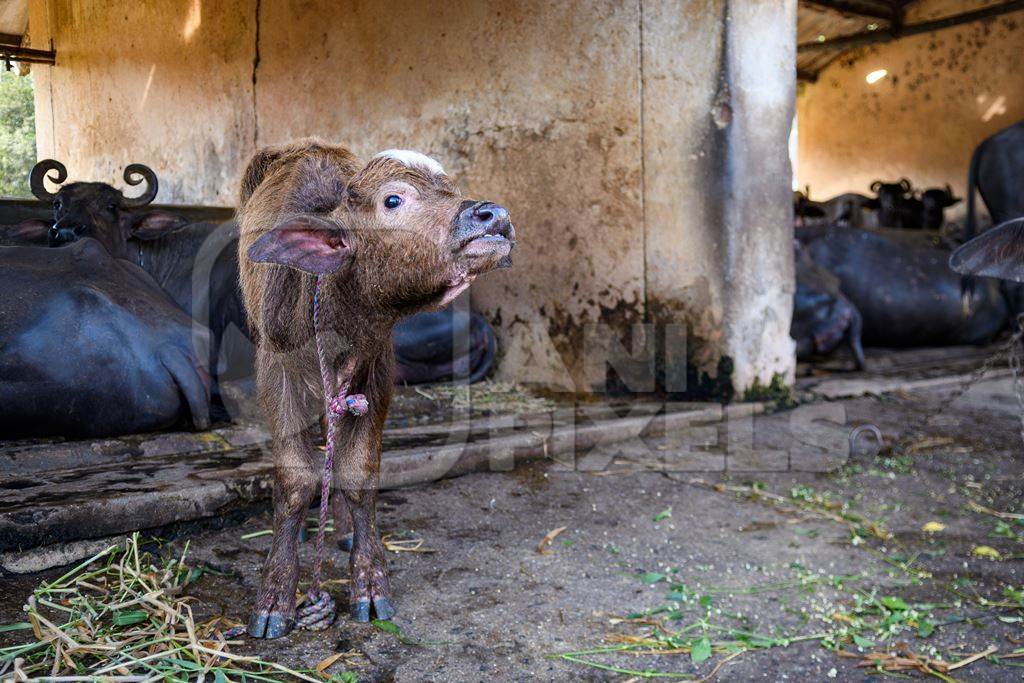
(474, 208), (494, 224)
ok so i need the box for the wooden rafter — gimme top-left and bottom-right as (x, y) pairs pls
(802, 0), (898, 20)
(799, 0), (1024, 54)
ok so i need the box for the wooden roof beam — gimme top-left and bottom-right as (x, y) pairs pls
(802, 0), (898, 21)
(799, 0), (1024, 53)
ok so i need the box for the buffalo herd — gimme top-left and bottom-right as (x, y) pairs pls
(0, 161), (498, 438)
(793, 120), (1024, 369)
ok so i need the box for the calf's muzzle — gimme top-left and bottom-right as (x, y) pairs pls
(454, 200), (515, 269)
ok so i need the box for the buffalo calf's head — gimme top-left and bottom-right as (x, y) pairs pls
(27, 160), (186, 258)
(248, 149), (515, 313)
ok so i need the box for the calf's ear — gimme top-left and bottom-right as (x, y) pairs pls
(247, 215), (353, 275)
(130, 210), (188, 240)
(949, 219), (1024, 283)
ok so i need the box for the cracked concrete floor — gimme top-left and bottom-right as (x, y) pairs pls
(2, 376), (1023, 681)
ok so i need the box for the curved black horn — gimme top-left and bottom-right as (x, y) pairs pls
(30, 159), (68, 202)
(899, 178), (912, 194)
(121, 164), (158, 208)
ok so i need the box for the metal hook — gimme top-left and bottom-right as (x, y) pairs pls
(849, 424), (883, 458)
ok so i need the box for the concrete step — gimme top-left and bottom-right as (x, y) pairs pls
(0, 402), (760, 570)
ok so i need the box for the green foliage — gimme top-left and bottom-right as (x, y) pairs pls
(0, 69), (36, 198)
(742, 372), (796, 409)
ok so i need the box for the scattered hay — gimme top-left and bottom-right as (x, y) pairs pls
(243, 523), (435, 554)
(840, 643), (998, 682)
(967, 500), (1024, 521)
(381, 533), (435, 554)
(0, 534), (342, 682)
(536, 527), (567, 555)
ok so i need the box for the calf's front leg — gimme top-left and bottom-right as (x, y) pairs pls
(248, 430), (319, 639)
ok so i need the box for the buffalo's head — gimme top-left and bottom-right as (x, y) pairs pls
(23, 160), (186, 257)
(870, 178), (913, 224)
(920, 185), (961, 230)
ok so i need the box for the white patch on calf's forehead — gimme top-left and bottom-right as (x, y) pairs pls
(373, 149), (445, 176)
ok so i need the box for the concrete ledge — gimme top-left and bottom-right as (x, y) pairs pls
(0, 403), (760, 569)
(803, 368), (1012, 400)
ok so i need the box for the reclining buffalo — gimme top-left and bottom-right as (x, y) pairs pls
(14, 159), (253, 421)
(800, 226), (1019, 348)
(0, 236), (211, 437)
(791, 242), (865, 370)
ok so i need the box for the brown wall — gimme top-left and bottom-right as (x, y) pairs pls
(28, 0), (795, 394)
(797, 0), (1024, 211)
(29, 0), (256, 205)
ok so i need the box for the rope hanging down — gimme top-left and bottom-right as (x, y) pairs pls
(296, 275), (369, 631)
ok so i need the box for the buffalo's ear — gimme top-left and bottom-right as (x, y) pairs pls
(130, 210), (188, 240)
(246, 215), (353, 275)
(949, 219), (1024, 283)
(6, 219), (52, 245)
(946, 195), (962, 207)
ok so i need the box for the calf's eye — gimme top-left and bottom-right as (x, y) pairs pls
(383, 195), (402, 210)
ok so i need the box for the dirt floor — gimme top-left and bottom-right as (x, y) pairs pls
(2, 376), (1023, 681)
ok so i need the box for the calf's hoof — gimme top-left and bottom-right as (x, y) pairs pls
(373, 596), (396, 621)
(350, 596), (396, 622)
(247, 612), (295, 639)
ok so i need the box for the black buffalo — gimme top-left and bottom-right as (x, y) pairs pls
(16, 160), (252, 419)
(0, 238), (211, 437)
(21, 159), (185, 256)
(870, 179), (920, 228)
(792, 243), (865, 369)
(964, 120), (1024, 243)
(794, 191), (877, 229)
(920, 185), (961, 230)
(126, 220), (254, 418)
(803, 228), (1015, 347)
(393, 307), (497, 384)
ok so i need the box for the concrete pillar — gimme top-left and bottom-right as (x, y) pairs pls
(643, 0), (796, 397)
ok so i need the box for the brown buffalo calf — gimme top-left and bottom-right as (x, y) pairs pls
(238, 140), (514, 638)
